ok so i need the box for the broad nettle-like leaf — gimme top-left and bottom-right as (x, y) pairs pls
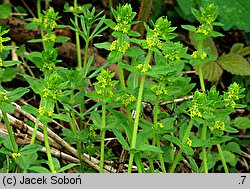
(202, 61), (223, 83)
(177, 0), (250, 32)
(230, 43), (250, 57)
(217, 53), (250, 76)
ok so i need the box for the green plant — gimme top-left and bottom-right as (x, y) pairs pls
(0, 1), (249, 173)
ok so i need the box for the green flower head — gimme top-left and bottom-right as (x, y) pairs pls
(192, 3), (218, 25)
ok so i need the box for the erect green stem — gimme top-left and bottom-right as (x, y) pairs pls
(67, 90), (84, 172)
(152, 84), (166, 172)
(217, 144), (229, 173)
(99, 101), (107, 173)
(201, 122), (208, 173)
(74, 0), (82, 70)
(30, 116), (40, 144)
(127, 50), (153, 173)
(198, 65), (205, 92)
(2, 111), (18, 152)
(83, 40), (90, 77)
(197, 39), (205, 92)
(156, 134), (166, 173)
(44, 123), (56, 173)
(118, 64), (126, 90)
(170, 119), (194, 173)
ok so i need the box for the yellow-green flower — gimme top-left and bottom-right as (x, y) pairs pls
(187, 138), (192, 147)
(0, 91), (9, 101)
(12, 152), (21, 159)
(39, 106), (45, 116)
(209, 121), (225, 132)
(48, 108), (54, 117)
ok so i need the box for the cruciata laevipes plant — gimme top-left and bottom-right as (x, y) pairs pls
(94, 3), (246, 173)
(0, 1), (248, 173)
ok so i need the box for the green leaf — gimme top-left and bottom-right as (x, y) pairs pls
(55, 36), (70, 43)
(107, 51), (123, 63)
(91, 111), (102, 129)
(234, 117), (250, 129)
(224, 126), (239, 133)
(217, 53), (250, 76)
(0, 147), (11, 156)
(53, 114), (71, 122)
(25, 22), (40, 30)
(164, 135), (181, 146)
(0, 3), (11, 19)
(28, 39), (43, 43)
(125, 46), (145, 57)
(25, 77), (43, 95)
(2, 60), (20, 67)
(28, 166), (51, 173)
(19, 144), (42, 155)
(224, 142), (242, 154)
(0, 102), (15, 114)
(1, 68), (18, 82)
(137, 144), (163, 153)
(21, 105), (39, 117)
(202, 61), (223, 82)
(188, 156), (199, 173)
(209, 136), (233, 146)
(181, 25), (197, 32)
(58, 163), (79, 173)
(112, 129), (130, 151)
(8, 87), (29, 102)
(230, 43), (244, 54)
(15, 155), (31, 170)
(94, 42), (111, 51)
(222, 150), (237, 167)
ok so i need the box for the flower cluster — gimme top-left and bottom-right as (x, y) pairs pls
(12, 152), (21, 159)
(0, 28), (10, 52)
(136, 63), (152, 73)
(116, 93), (136, 107)
(94, 69), (118, 100)
(41, 49), (61, 71)
(150, 85), (168, 97)
(190, 51), (207, 60)
(188, 91), (207, 118)
(151, 122), (165, 132)
(38, 106), (54, 117)
(193, 3), (218, 25)
(43, 33), (56, 42)
(110, 39), (130, 54)
(223, 82), (245, 109)
(192, 3), (219, 36)
(187, 138), (192, 147)
(162, 42), (188, 64)
(0, 91), (9, 102)
(209, 120), (225, 132)
(34, 7), (60, 30)
(112, 4), (136, 34)
(144, 16), (176, 50)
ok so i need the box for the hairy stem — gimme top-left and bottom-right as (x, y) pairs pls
(30, 116), (40, 144)
(127, 50), (153, 173)
(2, 111), (18, 152)
(99, 101), (106, 173)
(74, 0), (82, 70)
(201, 122), (208, 173)
(217, 144), (229, 173)
(170, 119), (194, 173)
(44, 123), (56, 173)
